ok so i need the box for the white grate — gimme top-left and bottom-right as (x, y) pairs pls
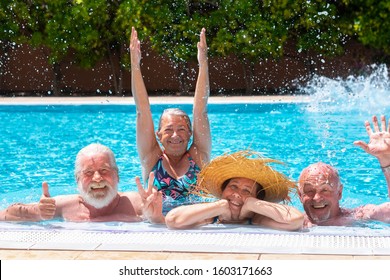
(1, 229), (390, 255)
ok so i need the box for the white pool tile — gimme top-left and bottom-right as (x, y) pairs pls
(31, 242), (100, 251)
(0, 241), (34, 250)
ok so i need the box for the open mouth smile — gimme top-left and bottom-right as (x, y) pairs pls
(312, 204), (327, 209)
(91, 185), (107, 190)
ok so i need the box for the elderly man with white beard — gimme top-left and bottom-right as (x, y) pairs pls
(0, 143), (163, 222)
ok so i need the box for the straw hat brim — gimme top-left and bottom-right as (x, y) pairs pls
(197, 151), (296, 202)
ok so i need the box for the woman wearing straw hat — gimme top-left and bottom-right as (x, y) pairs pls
(165, 151), (304, 231)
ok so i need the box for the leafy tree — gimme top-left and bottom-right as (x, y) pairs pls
(112, 0), (151, 95)
(0, 0), (144, 96)
(0, 0), (23, 91)
(2, 0), (389, 96)
(287, 0), (346, 77)
(137, 0), (212, 95)
(69, 0), (135, 95)
(0, 0), (76, 95)
(207, 0), (291, 94)
(346, 0), (390, 59)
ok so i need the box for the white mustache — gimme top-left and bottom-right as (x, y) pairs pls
(78, 181), (118, 209)
(89, 182), (108, 190)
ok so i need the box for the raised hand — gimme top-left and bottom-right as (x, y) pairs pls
(197, 28), (208, 67)
(136, 173), (164, 223)
(38, 182), (56, 220)
(130, 26), (142, 68)
(354, 115), (390, 166)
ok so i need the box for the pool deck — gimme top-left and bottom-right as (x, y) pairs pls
(2, 249), (390, 260)
(1, 95), (390, 260)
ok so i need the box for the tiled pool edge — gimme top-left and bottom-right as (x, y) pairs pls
(1, 229), (390, 256)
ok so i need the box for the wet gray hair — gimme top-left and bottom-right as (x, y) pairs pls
(157, 108), (192, 132)
(74, 143), (119, 180)
(298, 162), (342, 191)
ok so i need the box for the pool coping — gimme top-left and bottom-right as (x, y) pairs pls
(3, 221), (390, 259)
(1, 222), (390, 257)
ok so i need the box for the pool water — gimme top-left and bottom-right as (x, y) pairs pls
(0, 66), (389, 230)
(0, 103), (388, 207)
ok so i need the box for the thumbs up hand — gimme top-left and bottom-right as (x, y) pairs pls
(38, 182), (56, 220)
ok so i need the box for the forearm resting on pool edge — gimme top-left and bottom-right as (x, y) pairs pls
(0, 203), (43, 221)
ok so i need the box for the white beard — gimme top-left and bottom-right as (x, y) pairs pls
(308, 207), (331, 223)
(78, 181), (118, 209)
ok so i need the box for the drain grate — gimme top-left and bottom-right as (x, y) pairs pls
(1, 229), (390, 255)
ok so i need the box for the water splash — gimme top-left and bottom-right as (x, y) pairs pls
(301, 64), (390, 115)
(296, 64), (390, 201)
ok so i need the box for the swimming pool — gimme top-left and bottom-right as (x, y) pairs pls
(0, 66), (390, 254)
(1, 100), (388, 211)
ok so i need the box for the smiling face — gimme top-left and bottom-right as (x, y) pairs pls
(77, 152), (119, 209)
(298, 163), (343, 224)
(221, 177), (259, 219)
(157, 113), (192, 156)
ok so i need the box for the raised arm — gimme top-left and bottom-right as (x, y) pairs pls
(354, 115), (390, 197)
(130, 27), (162, 180)
(165, 200), (230, 229)
(190, 28), (211, 166)
(241, 197), (304, 231)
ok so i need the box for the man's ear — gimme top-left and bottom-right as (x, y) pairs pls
(297, 188), (304, 203)
(338, 184), (343, 200)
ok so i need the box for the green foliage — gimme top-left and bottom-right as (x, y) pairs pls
(69, 0), (113, 67)
(288, 0), (345, 57)
(140, 0), (210, 63)
(2, 0), (388, 67)
(114, 0), (153, 68)
(0, 0), (76, 64)
(348, 0), (390, 55)
(0, 0), (23, 44)
(209, 0), (290, 62)
(1, 0), (390, 94)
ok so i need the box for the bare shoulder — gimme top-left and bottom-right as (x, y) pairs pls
(119, 192), (143, 215)
(53, 194), (81, 207)
(119, 192), (142, 203)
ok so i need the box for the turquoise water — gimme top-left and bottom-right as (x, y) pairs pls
(0, 102), (389, 211)
(0, 65), (389, 231)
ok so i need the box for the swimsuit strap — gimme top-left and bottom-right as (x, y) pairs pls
(151, 151), (200, 200)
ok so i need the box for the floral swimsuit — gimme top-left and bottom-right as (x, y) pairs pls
(151, 153), (200, 201)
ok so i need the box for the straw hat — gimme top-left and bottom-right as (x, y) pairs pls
(197, 151), (296, 202)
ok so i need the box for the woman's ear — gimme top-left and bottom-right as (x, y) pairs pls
(156, 131), (161, 141)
